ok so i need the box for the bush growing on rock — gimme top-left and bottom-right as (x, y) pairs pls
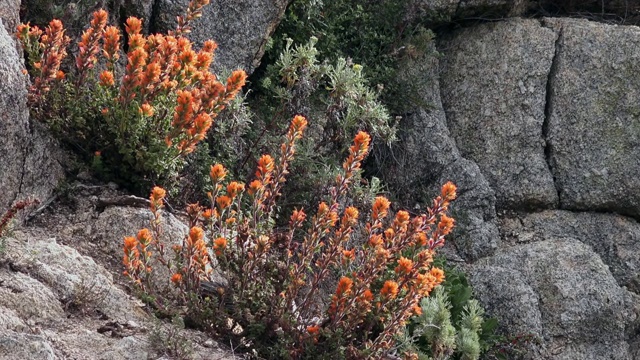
(16, 0), (246, 192)
(123, 115), (459, 359)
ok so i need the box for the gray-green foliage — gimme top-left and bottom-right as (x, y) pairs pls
(265, 36), (396, 150)
(404, 286), (485, 360)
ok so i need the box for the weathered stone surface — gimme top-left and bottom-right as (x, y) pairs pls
(440, 18), (559, 210)
(470, 238), (638, 359)
(153, 0), (289, 73)
(0, 21), (64, 214)
(467, 265), (543, 340)
(434, 158), (499, 261)
(0, 332), (56, 360)
(0, 0), (19, 33)
(499, 210), (640, 293)
(385, 48), (499, 262)
(543, 18), (640, 219)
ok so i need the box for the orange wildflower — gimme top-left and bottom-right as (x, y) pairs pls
(368, 234), (383, 247)
(255, 154), (274, 180)
(202, 209), (213, 219)
(441, 181), (457, 201)
(342, 206), (359, 227)
(139, 103), (154, 116)
(290, 208), (306, 224)
(362, 289), (374, 302)
(307, 325), (320, 335)
(125, 17), (142, 35)
(372, 196), (391, 221)
(394, 210), (410, 227)
(437, 214), (455, 236)
(202, 39), (217, 53)
(412, 305), (423, 316)
(352, 131), (370, 152)
(123, 236), (137, 251)
(99, 70), (115, 86)
(213, 237), (227, 255)
(335, 276), (353, 297)
(289, 115), (308, 138)
(171, 273), (182, 284)
(224, 69), (247, 100)
(209, 164), (227, 183)
(342, 249), (355, 261)
(188, 226), (204, 245)
(101, 108), (109, 115)
(226, 181), (245, 198)
(395, 257), (413, 275)
(136, 228), (152, 246)
(380, 280), (399, 299)
(429, 267), (445, 284)
(216, 195), (232, 210)
(150, 186), (166, 202)
(247, 179), (263, 196)
(55, 70), (65, 80)
(103, 25), (120, 63)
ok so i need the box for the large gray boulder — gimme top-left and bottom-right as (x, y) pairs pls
(544, 18), (640, 219)
(153, 0), (289, 73)
(385, 48), (499, 261)
(500, 210), (640, 293)
(0, 21), (64, 214)
(439, 18), (559, 210)
(470, 238), (639, 359)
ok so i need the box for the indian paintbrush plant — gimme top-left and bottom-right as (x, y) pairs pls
(16, 0), (247, 192)
(123, 115), (458, 359)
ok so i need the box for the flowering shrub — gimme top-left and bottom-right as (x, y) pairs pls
(123, 114), (457, 359)
(17, 0), (246, 191)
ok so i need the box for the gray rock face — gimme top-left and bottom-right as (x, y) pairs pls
(386, 50), (499, 261)
(500, 210), (640, 294)
(0, 0), (19, 33)
(0, 21), (64, 213)
(440, 18), (559, 210)
(544, 18), (640, 219)
(153, 0), (289, 73)
(470, 238), (637, 359)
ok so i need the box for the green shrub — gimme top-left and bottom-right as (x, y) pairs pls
(17, 0), (246, 193)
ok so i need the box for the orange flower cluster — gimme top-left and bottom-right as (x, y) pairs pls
(119, 113), (457, 359)
(18, 2), (247, 168)
(123, 228), (154, 286)
(75, 9), (107, 85)
(17, 20), (70, 102)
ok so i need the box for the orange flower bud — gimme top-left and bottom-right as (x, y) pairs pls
(395, 257), (413, 275)
(99, 70), (115, 86)
(209, 164), (227, 183)
(372, 196), (391, 221)
(335, 276), (353, 297)
(380, 280), (399, 299)
(441, 181), (457, 201)
(171, 273), (182, 284)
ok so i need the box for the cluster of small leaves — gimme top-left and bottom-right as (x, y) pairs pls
(123, 115), (458, 359)
(17, 0), (246, 193)
(261, 0), (436, 114)
(401, 286), (485, 360)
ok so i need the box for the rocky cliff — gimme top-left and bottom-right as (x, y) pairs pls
(1, 0), (640, 359)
